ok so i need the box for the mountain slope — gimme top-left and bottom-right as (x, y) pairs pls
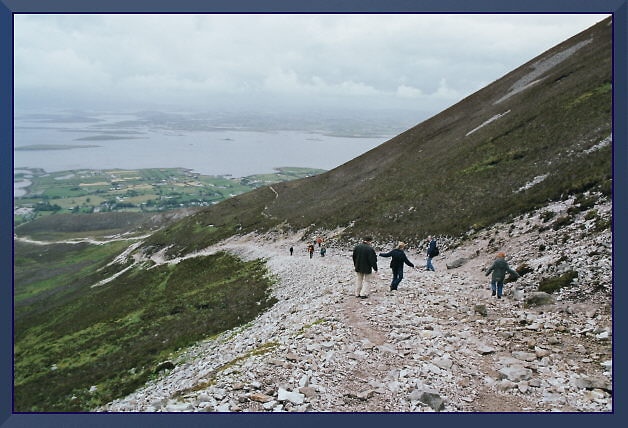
(143, 17), (611, 258)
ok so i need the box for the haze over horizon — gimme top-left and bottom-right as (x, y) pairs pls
(15, 13), (609, 121)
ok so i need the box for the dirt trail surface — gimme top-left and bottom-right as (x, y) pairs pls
(101, 199), (612, 413)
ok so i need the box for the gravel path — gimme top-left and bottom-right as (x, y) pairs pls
(101, 198), (612, 413)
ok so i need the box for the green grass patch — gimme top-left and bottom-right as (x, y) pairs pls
(14, 252), (277, 412)
(566, 81), (612, 109)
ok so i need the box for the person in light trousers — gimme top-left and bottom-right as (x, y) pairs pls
(352, 236), (378, 299)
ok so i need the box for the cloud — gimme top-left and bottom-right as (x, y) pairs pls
(396, 85), (423, 99)
(14, 14), (609, 112)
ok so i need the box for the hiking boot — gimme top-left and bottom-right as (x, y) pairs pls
(491, 290), (496, 296)
(359, 295), (369, 299)
(497, 295), (502, 299)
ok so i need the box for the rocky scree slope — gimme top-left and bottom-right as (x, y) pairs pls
(101, 193), (612, 412)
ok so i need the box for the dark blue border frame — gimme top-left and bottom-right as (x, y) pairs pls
(2, 1), (626, 427)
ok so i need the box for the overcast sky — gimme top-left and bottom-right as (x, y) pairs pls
(14, 13), (609, 115)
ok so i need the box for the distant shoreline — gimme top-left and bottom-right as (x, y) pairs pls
(74, 135), (146, 141)
(15, 144), (101, 151)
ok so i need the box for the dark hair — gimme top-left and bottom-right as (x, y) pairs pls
(363, 236), (373, 242)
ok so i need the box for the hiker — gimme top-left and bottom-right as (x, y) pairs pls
(352, 236), (378, 299)
(307, 243), (315, 259)
(317, 237), (323, 247)
(289, 246), (294, 256)
(426, 236), (439, 271)
(485, 252), (520, 299)
(379, 241), (416, 291)
(320, 246), (326, 257)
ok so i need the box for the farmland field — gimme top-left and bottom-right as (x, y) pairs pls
(14, 166), (325, 226)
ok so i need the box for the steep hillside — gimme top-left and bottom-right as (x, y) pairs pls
(142, 17), (612, 258)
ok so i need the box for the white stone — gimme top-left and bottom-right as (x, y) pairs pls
(498, 367), (532, 382)
(512, 351), (537, 362)
(277, 388), (305, 405)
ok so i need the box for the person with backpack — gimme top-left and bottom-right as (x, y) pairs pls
(379, 241), (416, 291)
(485, 252), (520, 299)
(426, 236), (439, 271)
(289, 246), (294, 256)
(320, 246), (326, 257)
(352, 237), (378, 299)
(307, 243), (315, 259)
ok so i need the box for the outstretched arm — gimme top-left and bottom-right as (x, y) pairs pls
(508, 266), (520, 279)
(403, 254), (415, 268)
(485, 263), (495, 276)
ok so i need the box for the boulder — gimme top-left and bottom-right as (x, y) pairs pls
(572, 376), (612, 392)
(277, 388), (305, 405)
(476, 343), (497, 355)
(249, 393), (273, 403)
(154, 361), (175, 374)
(538, 270), (578, 293)
(418, 391), (445, 412)
(446, 258), (468, 269)
(474, 304), (488, 317)
(525, 292), (556, 307)
(498, 366), (532, 382)
(433, 357), (453, 370)
(299, 387), (317, 398)
(512, 351), (537, 362)
(165, 401), (194, 412)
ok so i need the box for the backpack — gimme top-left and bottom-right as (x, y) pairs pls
(430, 241), (440, 257)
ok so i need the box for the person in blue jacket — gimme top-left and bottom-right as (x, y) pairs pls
(379, 242), (416, 291)
(426, 236), (438, 271)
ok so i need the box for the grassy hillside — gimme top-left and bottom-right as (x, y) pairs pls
(142, 18), (612, 258)
(14, 250), (276, 411)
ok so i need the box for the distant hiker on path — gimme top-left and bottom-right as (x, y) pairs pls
(485, 252), (520, 299)
(320, 246), (326, 257)
(426, 236), (439, 271)
(289, 246), (294, 256)
(352, 237), (378, 299)
(316, 237), (323, 247)
(379, 242), (416, 291)
(307, 243), (315, 259)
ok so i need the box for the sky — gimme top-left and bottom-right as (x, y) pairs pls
(14, 13), (610, 117)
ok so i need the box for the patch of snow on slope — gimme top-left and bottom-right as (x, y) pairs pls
(466, 110), (511, 136)
(584, 135), (612, 154)
(515, 174), (549, 193)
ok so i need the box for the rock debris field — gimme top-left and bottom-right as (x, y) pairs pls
(102, 195), (612, 413)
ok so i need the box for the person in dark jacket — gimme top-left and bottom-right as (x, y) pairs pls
(426, 236), (438, 271)
(352, 237), (378, 298)
(485, 252), (520, 298)
(379, 242), (416, 291)
(289, 246), (294, 256)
